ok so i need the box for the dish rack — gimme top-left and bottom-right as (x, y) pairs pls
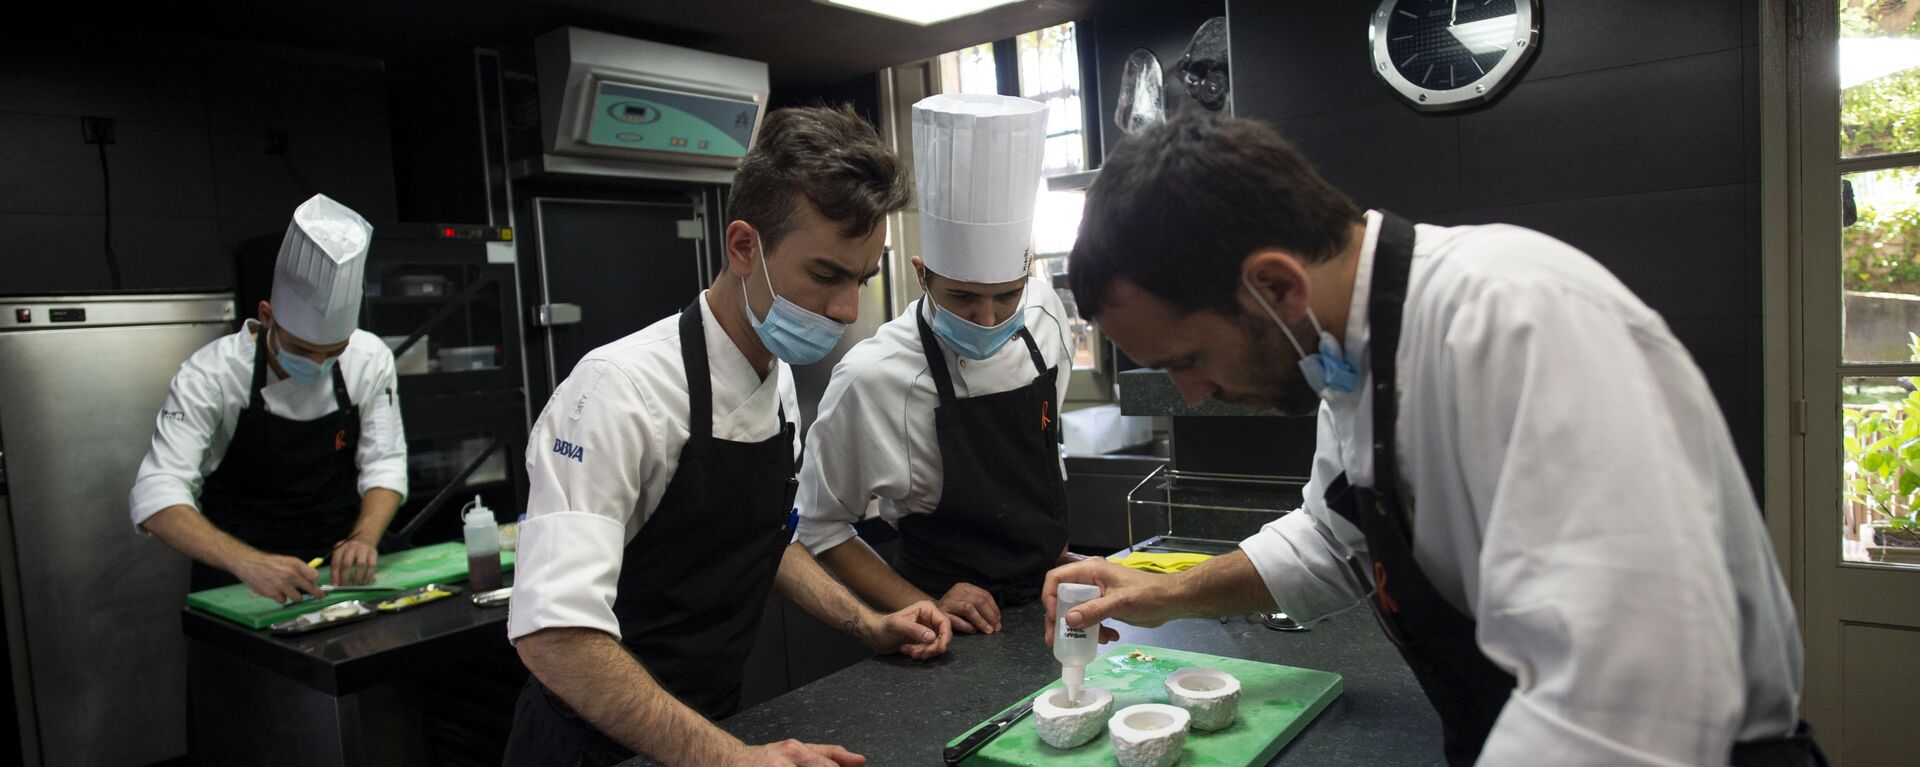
(1123, 465), (1308, 555)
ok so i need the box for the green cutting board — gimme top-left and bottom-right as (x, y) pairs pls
(951, 644), (1341, 767)
(186, 541), (516, 629)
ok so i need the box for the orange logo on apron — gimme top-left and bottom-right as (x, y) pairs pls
(1375, 561), (1400, 614)
(334, 429), (347, 452)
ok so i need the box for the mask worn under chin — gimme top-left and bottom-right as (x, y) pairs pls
(1241, 276), (1358, 396)
(742, 234), (847, 365)
(929, 301), (1025, 361)
(271, 327), (337, 385)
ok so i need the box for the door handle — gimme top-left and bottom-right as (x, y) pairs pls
(534, 303), (582, 327)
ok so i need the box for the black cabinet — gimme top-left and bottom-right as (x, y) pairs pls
(358, 225), (530, 545)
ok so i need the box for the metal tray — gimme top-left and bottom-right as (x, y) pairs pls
(268, 600), (377, 635)
(374, 583), (464, 613)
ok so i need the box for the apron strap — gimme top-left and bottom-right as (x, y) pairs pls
(328, 345), (354, 413)
(914, 303), (1050, 405)
(681, 296), (790, 439)
(252, 324), (357, 416)
(915, 304), (961, 405)
(1015, 326), (1046, 376)
(248, 325), (272, 412)
(1368, 211), (1419, 541)
(679, 297), (714, 439)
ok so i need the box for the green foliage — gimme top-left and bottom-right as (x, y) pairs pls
(1842, 170), (1920, 293)
(1844, 332), (1920, 533)
(1842, 69), (1920, 158)
(1838, 0), (1920, 292)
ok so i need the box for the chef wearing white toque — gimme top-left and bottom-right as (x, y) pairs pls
(796, 94), (1077, 635)
(131, 193), (407, 602)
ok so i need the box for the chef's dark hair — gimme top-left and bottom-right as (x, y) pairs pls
(1069, 112), (1360, 319)
(729, 104), (912, 254)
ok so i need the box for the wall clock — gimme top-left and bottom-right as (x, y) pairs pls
(1369, 0), (1541, 111)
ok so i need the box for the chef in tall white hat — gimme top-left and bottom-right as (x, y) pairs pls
(795, 93), (1077, 635)
(131, 193), (408, 603)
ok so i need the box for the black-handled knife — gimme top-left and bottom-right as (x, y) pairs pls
(943, 698), (1035, 766)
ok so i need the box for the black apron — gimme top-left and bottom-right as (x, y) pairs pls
(1337, 212), (1826, 767)
(504, 297), (797, 767)
(191, 329), (360, 591)
(894, 307), (1069, 606)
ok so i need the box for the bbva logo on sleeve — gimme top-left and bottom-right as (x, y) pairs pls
(552, 438), (586, 463)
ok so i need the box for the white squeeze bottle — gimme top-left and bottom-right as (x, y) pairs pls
(463, 496), (503, 592)
(1054, 583), (1103, 705)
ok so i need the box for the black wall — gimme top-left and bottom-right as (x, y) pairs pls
(1228, 0), (1764, 490)
(0, 38), (399, 297)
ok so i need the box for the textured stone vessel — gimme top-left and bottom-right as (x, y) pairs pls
(1033, 686), (1114, 749)
(1107, 703), (1190, 767)
(1165, 667), (1241, 731)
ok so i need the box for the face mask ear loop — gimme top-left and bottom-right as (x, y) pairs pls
(1304, 306), (1330, 339)
(754, 233), (776, 295)
(1243, 276), (1311, 360)
(741, 231), (772, 326)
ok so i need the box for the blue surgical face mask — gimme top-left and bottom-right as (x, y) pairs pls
(270, 326), (336, 385)
(929, 299), (1025, 361)
(742, 234), (846, 365)
(1242, 276), (1357, 396)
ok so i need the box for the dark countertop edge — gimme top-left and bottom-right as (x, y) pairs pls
(183, 588), (514, 696)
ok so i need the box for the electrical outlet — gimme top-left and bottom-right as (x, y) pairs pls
(81, 116), (115, 145)
(264, 130), (289, 156)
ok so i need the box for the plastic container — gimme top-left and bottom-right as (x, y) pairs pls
(1054, 582), (1103, 705)
(396, 274), (450, 297)
(437, 345), (498, 371)
(381, 335), (431, 375)
(463, 496), (503, 592)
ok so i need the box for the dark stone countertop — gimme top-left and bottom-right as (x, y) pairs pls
(180, 573), (515, 696)
(623, 601), (1442, 766)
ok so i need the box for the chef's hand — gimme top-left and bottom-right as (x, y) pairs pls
(937, 581), (1002, 635)
(860, 601), (952, 660)
(232, 552), (325, 604)
(330, 537), (379, 585)
(732, 739), (866, 767)
(1043, 558), (1180, 646)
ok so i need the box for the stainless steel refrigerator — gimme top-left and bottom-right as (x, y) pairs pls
(0, 293), (235, 766)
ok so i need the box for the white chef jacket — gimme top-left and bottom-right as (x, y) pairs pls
(795, 273), (1073, 556)
(507, 292), (801, 643)
(128, 319), (408, 530)
(1239, 211), (1803, 765)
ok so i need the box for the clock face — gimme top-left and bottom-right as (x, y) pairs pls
(1370, 0), (1540, 111)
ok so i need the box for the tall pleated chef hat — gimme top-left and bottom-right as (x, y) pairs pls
(270, 193), (373, 345)
(911, 93), (1049, 284)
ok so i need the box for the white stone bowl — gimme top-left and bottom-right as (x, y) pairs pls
(1032, 685), (1114, 749)
(1165, 667), (1242, 731)
(1107, 703), (1191, 767)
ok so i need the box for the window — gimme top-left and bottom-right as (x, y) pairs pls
(936, 42), (1001, 96)
(1834, 2), (1920, 566)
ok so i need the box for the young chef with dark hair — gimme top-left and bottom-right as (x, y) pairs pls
(1044, 113), (1825, 767)
(504, 105), (952, 767)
